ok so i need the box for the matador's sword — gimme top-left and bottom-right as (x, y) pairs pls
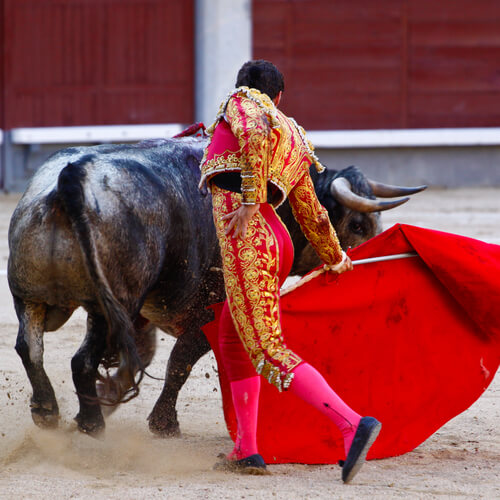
(351, 252), (418, 266)
(281, 252), (418, 295)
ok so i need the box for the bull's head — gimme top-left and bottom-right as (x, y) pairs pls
(290, 165), (426, 275)
(327, 165), (427, 250)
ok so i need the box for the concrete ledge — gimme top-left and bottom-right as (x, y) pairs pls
(3, 125), (500, 191)
(308, 127), (500, 149)
(9, 125), (500, 148)
(10, 123), (184, 145)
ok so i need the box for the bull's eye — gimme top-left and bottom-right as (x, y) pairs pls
(349, 221), (364, 235)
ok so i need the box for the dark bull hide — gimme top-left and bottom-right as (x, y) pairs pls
(8, 137), (425, 436)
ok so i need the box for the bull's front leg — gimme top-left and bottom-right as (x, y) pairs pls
(13, 297), (60, 428)
(71, 313), (107, 436)
(148, 327), (211, 437)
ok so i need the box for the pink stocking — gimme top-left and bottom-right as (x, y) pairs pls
(289, 363), (361, 456)
(227, 376), (261, 460)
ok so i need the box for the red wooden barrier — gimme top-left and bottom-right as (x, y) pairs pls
(2, 0), (194, 128)
(253, 0), (500, 130)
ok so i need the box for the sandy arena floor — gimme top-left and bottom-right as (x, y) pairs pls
(0, 188), (499, 499)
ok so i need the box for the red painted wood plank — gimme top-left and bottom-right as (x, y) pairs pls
(3, 0), (194, 128)
(254, 0), (406, 129)
(409, 92), (500, 128)
(282, 89), (402, 130)
(410, 47), (500, 92)
(411, 21), (500, 47)
(408, 0), (500, 22)
(254, 0), (500, 129)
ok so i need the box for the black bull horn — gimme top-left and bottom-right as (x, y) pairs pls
(330, 177), (427, 213)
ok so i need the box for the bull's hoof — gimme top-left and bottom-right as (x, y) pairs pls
(74, 413), (105, 438)
(147, 412), (181, 438)
(31, 407), (60, 429)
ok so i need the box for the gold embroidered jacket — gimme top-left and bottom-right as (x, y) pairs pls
(200, 86), (343, 266)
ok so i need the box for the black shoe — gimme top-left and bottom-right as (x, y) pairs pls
(342, 416), (381, 484)
(213, 453), (271, 475)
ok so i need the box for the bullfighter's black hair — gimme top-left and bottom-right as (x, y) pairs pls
(236, 59), (285, 100)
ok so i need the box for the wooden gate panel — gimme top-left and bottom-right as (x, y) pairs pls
(3, 0), (194, 128)
(254, 0), (500, 129)
(253, 0), (405, 130)
(408, 0), (500, 127)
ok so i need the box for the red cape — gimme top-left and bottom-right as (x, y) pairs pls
(202, 224), (500, 464)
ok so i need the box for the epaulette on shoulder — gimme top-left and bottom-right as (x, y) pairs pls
(206, 86), (280, 135)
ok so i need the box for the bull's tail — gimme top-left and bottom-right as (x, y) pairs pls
(57, 157), (143, 405)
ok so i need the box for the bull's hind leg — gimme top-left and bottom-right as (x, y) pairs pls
(148, 327), (211, 437)
(13, 297), (60, 428)
(71, 313), (107, 436)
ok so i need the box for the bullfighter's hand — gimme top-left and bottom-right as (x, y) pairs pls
(337, 254), (353, 273)
(222, 203), (261, 239)
(325, 254), (353, 274)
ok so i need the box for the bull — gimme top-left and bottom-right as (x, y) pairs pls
(7, 136), (425, 437)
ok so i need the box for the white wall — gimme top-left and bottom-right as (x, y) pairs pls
(194, 0), (252, 127)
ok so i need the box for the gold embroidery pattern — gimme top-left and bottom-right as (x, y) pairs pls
(288, 172), (344, 266)
(267, 111), (314, 201)
(200, 87), (322, 208)
(206, 86), (280, 135)
(212, 185), (302, 391)
(202, 153), (241, 177)
(226, 95), (270, 205)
